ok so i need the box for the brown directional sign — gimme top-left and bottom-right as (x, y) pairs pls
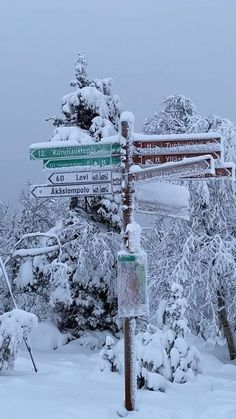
(133, 132), (221, 149)
(133, 156), (214, 183)
(133, 149), (221, 165)
(183, 163), (235, 180)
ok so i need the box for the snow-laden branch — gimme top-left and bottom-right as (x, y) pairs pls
(12, 245), (60, 258)
(4, 231), (62, 265)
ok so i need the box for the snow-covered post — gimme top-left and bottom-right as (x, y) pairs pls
(120, 112), (136, 412)
(118, 113), (148, 412)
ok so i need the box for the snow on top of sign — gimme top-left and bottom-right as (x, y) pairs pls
(120, 111), (135, 133)
(133, 132), (221, 142)
(134, 143), (222, 155)
(51, 126), (92, 143)
(30, 127), (120, 149)
(136, 182), (190, 210)
(131, 155), (215, 174)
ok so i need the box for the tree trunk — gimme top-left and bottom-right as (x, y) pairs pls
(69, 197), (78, 210)
(218, 291), (236, 360)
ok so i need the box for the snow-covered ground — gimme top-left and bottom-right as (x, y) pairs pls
(1, 331), (236, 419)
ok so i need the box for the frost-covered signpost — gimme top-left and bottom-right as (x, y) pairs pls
(118, 114), (149, 412)
(29, 109), (235, 413)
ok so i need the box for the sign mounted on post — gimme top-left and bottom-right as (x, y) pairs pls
(43, 155), (121, 170)
(133, 132), (222, 165)
(47, 168), (122, 185)
(117, 251), (148, 318)
(133, 132), (221, 149)
(30, 182), (121, 198)
(133, 155), (214, 183)
(133, 149), (221, 165)
(183, 163), (235, 181)
(30, 142), (120, 160)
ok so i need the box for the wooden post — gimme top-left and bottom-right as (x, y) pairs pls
(121, 120), (136, 411)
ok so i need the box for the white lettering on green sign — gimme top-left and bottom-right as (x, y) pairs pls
(30, 143), (120, 160)
(43, 156), (121, 170)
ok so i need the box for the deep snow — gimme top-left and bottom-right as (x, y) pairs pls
(1, 329), (236, 419)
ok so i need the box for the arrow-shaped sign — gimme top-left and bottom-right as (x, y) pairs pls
(43, 155), (121, 170)
(30, 181), (121, 199)
(47, 169), (122, 185)
(133, 132), (221, 149)
(30, 141), (120, 160)
(133, 149), (221, 165)
(183, 162), (235, 180)
(132, 155), (215, 183)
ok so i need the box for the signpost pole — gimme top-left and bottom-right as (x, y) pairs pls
(121, 119), (136, 412)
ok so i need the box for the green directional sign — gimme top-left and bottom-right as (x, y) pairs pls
(43, 155), (121, 170)
(30, 142), (120, 160)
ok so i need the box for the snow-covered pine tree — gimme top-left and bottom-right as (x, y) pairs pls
(49, 53), (123, 230)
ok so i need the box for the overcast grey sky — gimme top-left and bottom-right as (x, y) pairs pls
(1, 0), (236, 203)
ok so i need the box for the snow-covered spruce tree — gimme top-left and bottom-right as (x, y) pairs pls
(49, 53), (123, 230)
(9, 211), (120, 336)
(52, 211), (120, 333)
(142, 94), (236, 359)
(137, 283), (200, 390)
(0, 308), (37, 372)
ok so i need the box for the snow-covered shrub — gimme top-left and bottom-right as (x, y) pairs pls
(137, 283), (200, 390)
(30, 320), (68, 351)
(136, 328), (169, 392)
(99, 336), (120, 373)
(0, 308), (37, 371)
